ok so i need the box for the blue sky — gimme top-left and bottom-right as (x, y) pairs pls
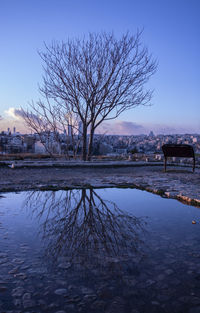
(0, 0), (199, 134)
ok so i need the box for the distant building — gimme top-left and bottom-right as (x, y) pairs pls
(149, 130), (155, 137)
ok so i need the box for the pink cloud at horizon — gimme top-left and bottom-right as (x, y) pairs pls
(1, 107), (199, 135)
(0, 118), (199, 136)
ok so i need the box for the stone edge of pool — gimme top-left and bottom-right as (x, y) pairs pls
(0, 161), (199, 207)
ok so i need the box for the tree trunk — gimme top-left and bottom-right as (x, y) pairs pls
(82, 124), (87, 161)
(87, 125), (95, 161)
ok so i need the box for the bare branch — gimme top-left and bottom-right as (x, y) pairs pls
(21, 31), (157, 160)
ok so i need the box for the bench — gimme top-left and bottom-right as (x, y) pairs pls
(162, 144), (195, 172)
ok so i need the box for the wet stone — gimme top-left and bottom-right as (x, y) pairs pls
(23, 299), (36, 309)
(65, 296), (81, 303)
(15, 272), (27, 280)
(22, 292), (31, 301)
(97, 287), (113, 299)
(13, 298), (21, 308)
(55, 279), (67, 286)
(38, 299), (47, 307)
(156, 282), (169, 290)
(190, 297), (200, 305)
(165, 269), (174, 275)
(83, 294), (97, 301)
(170, 278), (181, 286)
(54, 288), (68, 295)
(22, 293), (36, 309)
(144, 279), (156, 287)
(48, 302), (59, 309)
(21, 265), (30, 270)
(9, 267), (19, 274)
(156, 274), (165, 281)
(81, 287), (94, 294)
(106, 297), (126, 313)
(64, 303), (75, 311)
(0, 253), (7, 258)
(189, 307), (200, 313)
(157, 294), (170, 302)
(90, 300), (106, 310)
(12, 258), (24, 265)
(0, 285), (7, 292)
(12, 287), (24, 297)
(0, 258), (8, 264)
(58, 262), (71, 269)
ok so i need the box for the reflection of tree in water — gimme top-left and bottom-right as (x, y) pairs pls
(24, 189), (146, 265)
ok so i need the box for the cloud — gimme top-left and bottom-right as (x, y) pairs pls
(2, 107), (38, 133)
(97, 121), (146, 135)
(96, 120), (200, 136)
(0, 115), (3, 121)
(5, 107), (24, 120)
(4, 107), (39, 122)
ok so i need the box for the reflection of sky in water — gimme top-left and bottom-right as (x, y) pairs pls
(0, 188), (200, 254)
(1, 189), (200, 312)
(0, 188), (200, 231)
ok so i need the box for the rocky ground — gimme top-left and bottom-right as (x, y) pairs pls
(0, 162), (199, 206)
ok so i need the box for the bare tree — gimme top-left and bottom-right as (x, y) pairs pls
(22, 31), (157, 160)
(22, 98), (80, 158)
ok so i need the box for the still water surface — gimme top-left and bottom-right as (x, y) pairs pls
(0, 188), (200, 313)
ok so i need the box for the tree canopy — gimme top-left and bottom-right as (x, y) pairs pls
(22, 31), (157, 160)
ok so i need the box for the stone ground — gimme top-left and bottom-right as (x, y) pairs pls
(0, 162), (199, 206)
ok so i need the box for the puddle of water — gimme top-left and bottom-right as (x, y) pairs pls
(0, 188), (200, 312)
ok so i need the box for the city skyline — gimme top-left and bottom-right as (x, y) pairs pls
(0, 0), (199, 135)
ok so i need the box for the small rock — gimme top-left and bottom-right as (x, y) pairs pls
(91, 300), (106, 310)
(145, 279), (156, 287)
(23, 292), (31, 301)
(15, 272), (27, 280)
(165, 269), (174, 275)
(81, 287), (94, 294)
(22, 293), (36, 309)
(0, 253), (7, 258)
(58, 262), (71, 269)
(9, 267), (19, 274)
(12, 258), (24, 265)
(54, 288), (67, 295)
(12, 287), (24, 297)
(13, 298), (21, 307)
(23, 299), (36, 309)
